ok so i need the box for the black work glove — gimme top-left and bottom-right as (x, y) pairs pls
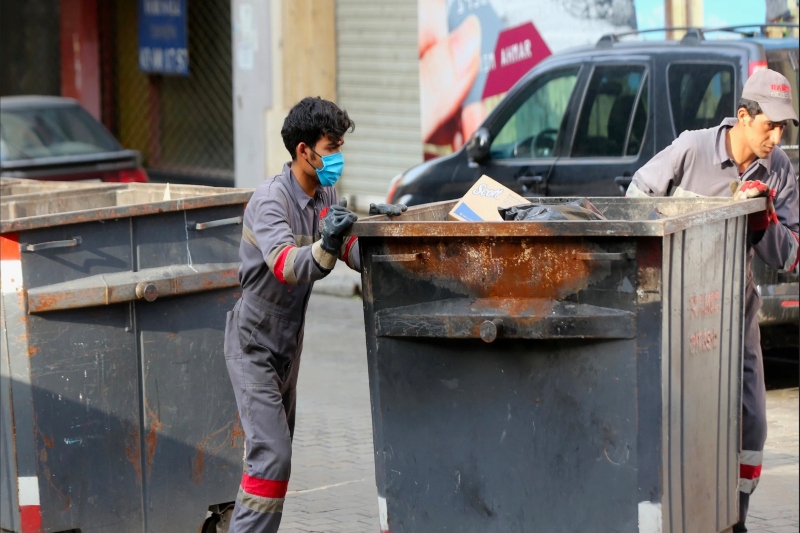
(369, 203), (408, 216)
(320, 204), (357, 254)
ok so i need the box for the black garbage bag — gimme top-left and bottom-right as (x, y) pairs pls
(499, 198), (606, 221)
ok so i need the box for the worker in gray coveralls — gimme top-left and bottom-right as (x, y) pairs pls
(627, 69), (799, 533)
(223, 97), (405, 532)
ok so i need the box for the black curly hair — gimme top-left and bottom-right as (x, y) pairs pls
(281, 97), (355, 160)
(738, 98), (764, 119)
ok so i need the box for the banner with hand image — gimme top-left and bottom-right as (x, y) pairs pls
(418, 0), (640, 160)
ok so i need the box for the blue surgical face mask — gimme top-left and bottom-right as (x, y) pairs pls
(309, 149), (344, 187)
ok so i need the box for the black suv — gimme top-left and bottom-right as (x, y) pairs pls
(388, 25), (799, 346)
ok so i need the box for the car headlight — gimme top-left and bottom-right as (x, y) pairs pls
(386, 173), (404, 203)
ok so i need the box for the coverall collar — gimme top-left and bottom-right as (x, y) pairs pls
(284, 162), (317, 209)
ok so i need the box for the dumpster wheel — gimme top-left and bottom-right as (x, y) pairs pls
(201, 503), (234, 533)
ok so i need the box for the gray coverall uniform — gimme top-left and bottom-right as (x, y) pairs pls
(627, 118), (800, 528)
(224, 163), (360, 532)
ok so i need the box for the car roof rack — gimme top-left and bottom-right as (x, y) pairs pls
(596, 23), (799, 47)
(704, 22), (799, 37)
(596, 26), (705, 47)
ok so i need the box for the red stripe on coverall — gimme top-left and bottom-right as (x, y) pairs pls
(789, 232), (799, 272)
(273, 245), (295, 284)
(241, 473), (289, 498)
(342, 236), (357, 267)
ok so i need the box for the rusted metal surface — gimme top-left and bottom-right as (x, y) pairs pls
(350, 197), (765, 238)
(375, 237), (619, 300)
(27, 262), (240, 313)
(0, 182), (253, 233)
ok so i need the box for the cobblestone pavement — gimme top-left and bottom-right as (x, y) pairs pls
(281, 293), (378, 532)
(281, 293), (799, 532)
(747, 384), (799, 533)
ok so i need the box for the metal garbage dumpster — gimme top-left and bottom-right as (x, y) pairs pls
(1, 182), (251, 533)
(352, 197), (764, 533)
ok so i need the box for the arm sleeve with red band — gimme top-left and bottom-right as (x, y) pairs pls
(752, 169), (800, 272)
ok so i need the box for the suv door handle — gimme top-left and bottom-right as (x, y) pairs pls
(518, 175), (545, 194)
(614, 176), (632, 196)
(518, 175), (543, 185)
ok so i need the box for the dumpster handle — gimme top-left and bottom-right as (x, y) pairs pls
(373, 253), (426, 263)
(375, 298), (636, 340)
(187, 216), (243, 231)
(575, 251), (634, 261)
(22, 237), (82, 253)
(26, 262), (240, 313)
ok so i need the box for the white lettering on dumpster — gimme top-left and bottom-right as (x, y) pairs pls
(472, 183), (504, 199)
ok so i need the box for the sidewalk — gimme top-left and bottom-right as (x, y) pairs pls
(282, 293), (799, 532)
(748, 386), (800, 533)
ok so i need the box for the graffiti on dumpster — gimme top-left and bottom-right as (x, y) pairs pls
(688, 289), (721, 354)
(689, 328), (720, 354)
(689, 291), (721, 319)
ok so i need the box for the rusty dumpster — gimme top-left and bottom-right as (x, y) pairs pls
(1, 182), (251, 533)
(351, 197), (764, 533)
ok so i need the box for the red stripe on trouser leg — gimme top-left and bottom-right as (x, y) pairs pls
(0, 234), (20, 261)
(20, 506), (41, 533)
(241, 473), (289, 498)
(740, 463), (762, 480)
(273, 246), (295, 284)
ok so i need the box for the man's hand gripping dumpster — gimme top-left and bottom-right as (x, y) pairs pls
(627, 69), (799, 533)
(223, 97), (360, 533)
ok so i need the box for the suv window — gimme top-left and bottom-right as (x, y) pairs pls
(490, 67), (580, 160)
(768, 52), (799, 157)
(571, 66), (648, 157)
(668, 63), (735, 135)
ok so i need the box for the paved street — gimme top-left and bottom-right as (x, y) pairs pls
(282, 292), (799, 532)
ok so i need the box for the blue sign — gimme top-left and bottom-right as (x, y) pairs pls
(138, 0), (189, 75)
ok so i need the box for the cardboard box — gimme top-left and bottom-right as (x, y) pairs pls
(448, 175), (531, 221)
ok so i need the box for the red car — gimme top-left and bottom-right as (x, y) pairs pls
(0, 96), (148, 183)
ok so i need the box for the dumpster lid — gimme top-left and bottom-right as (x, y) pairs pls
(1, 181), (253, 233)
(350, 197), (765, 238)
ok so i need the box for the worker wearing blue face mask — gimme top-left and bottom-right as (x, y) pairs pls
(306, 145), (345, 187)
(223, 97), (360, 533)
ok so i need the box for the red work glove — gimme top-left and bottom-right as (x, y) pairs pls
(731, 180), (778, 232)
